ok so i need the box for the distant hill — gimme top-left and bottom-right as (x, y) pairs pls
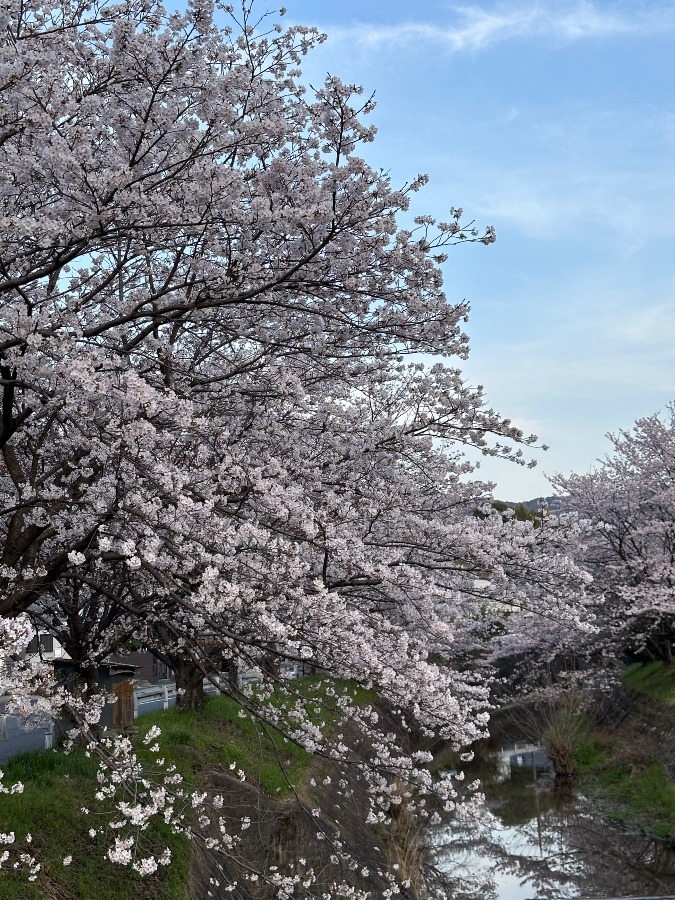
(518, 496), (567, 513)
(491, 496), (570, 521)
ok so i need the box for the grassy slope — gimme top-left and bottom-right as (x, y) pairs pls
(623, 660), (675, 704)
(0, 750), (189, 900)
(572, 662), (675, 838)
(137, 679), (375, 794)
(138, 694), (314, 797)
(0, 678), (375, 898)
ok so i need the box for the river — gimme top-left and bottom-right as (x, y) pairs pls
(427, 729), (675, 899)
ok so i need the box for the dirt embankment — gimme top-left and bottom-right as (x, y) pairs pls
(593, 684), (675, 778)
(189, 709), (424, 899)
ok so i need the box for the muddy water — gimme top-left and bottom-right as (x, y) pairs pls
(427, 735), (675, 900)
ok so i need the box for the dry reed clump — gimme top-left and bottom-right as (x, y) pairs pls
(384, 786), (429, 899)
(606, 728), (661, 777)
(509, 690), (591, 777)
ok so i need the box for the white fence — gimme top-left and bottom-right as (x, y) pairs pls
(133, 682), (178, 717)
(0, 697), (55, 762)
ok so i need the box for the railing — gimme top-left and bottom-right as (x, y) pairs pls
(133, 681), (177, 717)
(0, 696), (54, 762)
(1, 681), (182, 763)
(0, 663), (306, 763)
(132, 679), (225, 716)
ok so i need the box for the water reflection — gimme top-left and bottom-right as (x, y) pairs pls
(428, 741), (675, 900)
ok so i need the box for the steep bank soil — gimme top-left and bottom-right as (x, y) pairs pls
(594, 683), (675, 778)
(188, 709), (422, 899)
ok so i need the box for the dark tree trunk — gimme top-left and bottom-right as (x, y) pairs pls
(227, 659), (239, 691)
(260, 651), (280, 678)
(645, 633), (673, 665)
(173, 656), (207, 711)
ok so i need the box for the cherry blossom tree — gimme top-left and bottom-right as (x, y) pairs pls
(0, 0), (590, 889)
(553, 406), (675, 665)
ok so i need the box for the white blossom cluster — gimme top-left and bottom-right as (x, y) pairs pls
(554, 404), (675, 667)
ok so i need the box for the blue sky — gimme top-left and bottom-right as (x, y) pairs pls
(277, 0), (675, 500)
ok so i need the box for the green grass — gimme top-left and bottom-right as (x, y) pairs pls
(570, 671), (675, 837)
(623, 661), (675, 704)
(594, 759), (675, 838)
(0, 677), (377, 897)
(136, 677), (375, 798)
(608, 763), (675, 836)
(573, 731), (675, 838)
(573, 732), (612, 771)
(0, 749), (189, 900)
(137, 693), (312, 797)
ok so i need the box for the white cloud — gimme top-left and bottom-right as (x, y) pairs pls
(324, 1), (675, 54)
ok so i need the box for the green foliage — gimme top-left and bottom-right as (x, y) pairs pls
(623, 661), (675, 704)
(475, 500), (544, 527)
(117, 637), (146, 652)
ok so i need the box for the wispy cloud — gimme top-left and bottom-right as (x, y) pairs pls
(425, 103), (675, 243)
(465, 164), (675, 242)
(324, 2), (675, 53)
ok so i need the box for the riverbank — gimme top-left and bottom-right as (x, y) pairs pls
(427, 667), (675, 900)
(572, 661), (675, 840)
(0, 679), (418, 898)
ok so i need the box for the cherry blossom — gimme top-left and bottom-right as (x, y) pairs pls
(0, 0), (590, 889)
(554, 405), (675, 665)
